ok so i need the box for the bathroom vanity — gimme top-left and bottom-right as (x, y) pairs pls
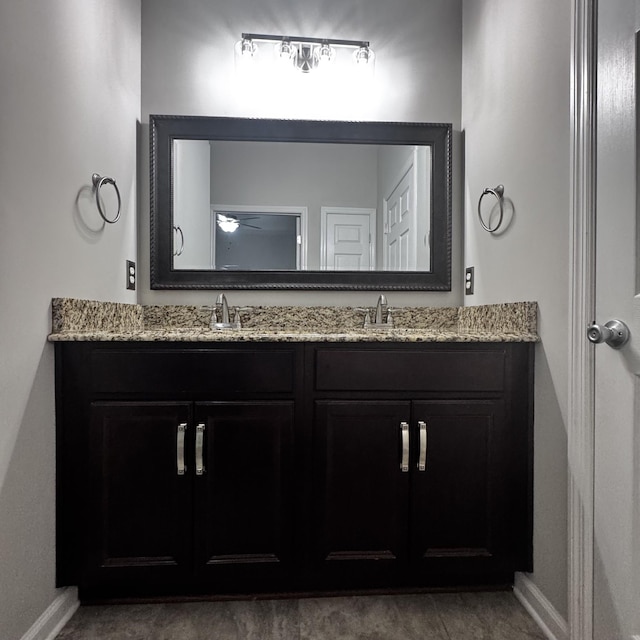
(51, 299), (536, 601)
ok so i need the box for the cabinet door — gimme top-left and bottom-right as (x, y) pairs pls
(410, 400), (517, 585)
(85, 402), (193, 594)
(194, 402), (296, 592)
(310, 401), (411, 588)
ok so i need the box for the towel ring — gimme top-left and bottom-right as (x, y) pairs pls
(92, 173), (121, 224)
(173, 225), (184, 256)
(477, 184), (504, 233)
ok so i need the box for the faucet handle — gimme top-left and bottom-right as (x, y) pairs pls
(355, 308), (372, 328)
(386, 309), (394, 327)
(232, 308), (242, 329)
(202, 305), (218, 328)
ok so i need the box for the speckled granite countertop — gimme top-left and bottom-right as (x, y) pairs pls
(48, 298), (538, 343)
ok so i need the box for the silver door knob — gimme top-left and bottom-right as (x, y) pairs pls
(587, 319), (630, 349)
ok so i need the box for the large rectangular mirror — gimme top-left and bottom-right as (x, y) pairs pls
(151, 116), (451, 290)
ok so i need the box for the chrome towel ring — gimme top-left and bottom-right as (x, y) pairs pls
(477, 184), (504, 233)
(92, 173), (121, 224)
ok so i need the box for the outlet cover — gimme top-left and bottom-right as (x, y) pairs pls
(465, 266), (475, 295)
(126, 260), (136, 291)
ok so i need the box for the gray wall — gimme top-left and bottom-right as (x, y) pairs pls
(0, 1), (140, 638)
(140, 0), (463, 307)
(462, 0), (570, 619)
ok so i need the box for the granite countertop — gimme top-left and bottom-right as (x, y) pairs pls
(48, 299), (539, 343)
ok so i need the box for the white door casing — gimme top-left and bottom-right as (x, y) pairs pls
(568, 4), (597, 638)
(320, 207), (376, 271)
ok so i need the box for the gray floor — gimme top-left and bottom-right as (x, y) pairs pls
(55, 591), (547, 639)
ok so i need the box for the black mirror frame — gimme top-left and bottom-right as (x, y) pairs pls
(150, 115), (452, 290)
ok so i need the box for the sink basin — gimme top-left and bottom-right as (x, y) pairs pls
(362, 321), (395, 331)
(211, 322), (241, 330)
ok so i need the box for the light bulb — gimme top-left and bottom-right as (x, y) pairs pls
(275, 40), (296, 61)
(352, 45), (375, 80)
(234, 38), (258, 76)
(314, 43), (335, 68)
(353, 46), (374, 66)
(239, 38), (257, 58)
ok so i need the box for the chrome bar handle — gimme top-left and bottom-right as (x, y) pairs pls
(400, 422), (409, 472)
(195, 423), (206, 476)
(176, 423), (187, 475)
(418, 421), (427, 471)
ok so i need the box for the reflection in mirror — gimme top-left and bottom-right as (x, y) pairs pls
(213, 212), (299, 270)
(211, 206), (306, 270)
(172, 139), (431, 272)
(151, 116), (451, 290)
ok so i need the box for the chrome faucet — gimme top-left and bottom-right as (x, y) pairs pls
(374, 294), (387, 324)
(216, 293), (230, 324)
(363, 294), (394, 328)
(210, 293), (241, 329)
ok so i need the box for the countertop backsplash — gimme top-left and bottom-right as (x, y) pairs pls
(49, 298), (539, 343)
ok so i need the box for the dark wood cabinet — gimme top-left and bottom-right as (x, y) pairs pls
(309, 400), (412, 588)
(85, 400), (296, 596)
(56, 343), (301, 599)
(306, 344), (533, 590)
(409, 399), (518, 585)
(193, 401), (296, 592)
(86, 401), (193, 591)
(55, 340), (533, 599)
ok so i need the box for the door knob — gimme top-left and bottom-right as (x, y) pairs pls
(587, 319), (630, 349)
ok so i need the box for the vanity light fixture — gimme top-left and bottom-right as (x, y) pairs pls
(235, 33), (375, 75)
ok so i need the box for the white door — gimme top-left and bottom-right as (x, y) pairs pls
(590, 1), (640, 638)
(383, 158), (417, 271)
(321, 207), (375, 271)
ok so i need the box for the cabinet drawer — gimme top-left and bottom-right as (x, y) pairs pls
(90, 347), (296, 394)
(314, 347), (505, 392)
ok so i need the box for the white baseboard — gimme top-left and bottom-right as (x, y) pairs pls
(514, 572), (568, 640)
(20, 587), (79, 640)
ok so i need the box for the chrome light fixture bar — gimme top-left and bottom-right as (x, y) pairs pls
(237, 33), (374, 74)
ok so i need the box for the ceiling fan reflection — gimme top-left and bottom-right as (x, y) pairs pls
(216, 213), (262, 233)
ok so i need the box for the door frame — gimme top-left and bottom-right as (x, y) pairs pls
(568, 0), (597, 638)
